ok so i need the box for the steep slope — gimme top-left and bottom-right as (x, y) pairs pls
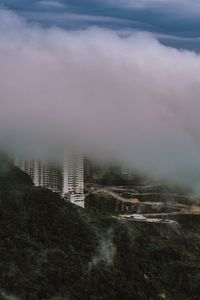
(0, 161), (200, 300)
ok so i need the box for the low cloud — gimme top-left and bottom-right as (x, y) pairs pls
(89, 230), (116, 269)
(1, 9), (200, 187)
(0, 289), (20, 300)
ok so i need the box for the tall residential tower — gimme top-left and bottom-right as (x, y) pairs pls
(14, 154), (84, 208)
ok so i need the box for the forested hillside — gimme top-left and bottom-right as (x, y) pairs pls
(0, 159), (200, 300)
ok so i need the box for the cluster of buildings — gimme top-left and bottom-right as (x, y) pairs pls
(14, 154), (84, 208)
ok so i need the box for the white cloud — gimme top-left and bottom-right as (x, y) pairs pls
(38, 1), (66, 8)
(102, 0), (200, 13)
(22, 11), (135, 25)
(1, 9), (200, 187)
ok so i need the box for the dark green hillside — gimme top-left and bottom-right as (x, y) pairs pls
(0, 161), (200, 300)
(0, 157), (33, 188)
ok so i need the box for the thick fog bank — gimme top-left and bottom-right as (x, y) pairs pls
(1, 10), (200, 188)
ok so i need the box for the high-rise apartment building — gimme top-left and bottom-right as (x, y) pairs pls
(14, 154), (84, 208)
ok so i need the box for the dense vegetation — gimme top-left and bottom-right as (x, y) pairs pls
(0, 159), (200, 299)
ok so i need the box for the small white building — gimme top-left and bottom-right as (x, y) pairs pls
(130, 214), (146, 221)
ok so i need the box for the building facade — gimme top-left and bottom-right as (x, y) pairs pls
(14, 154), (84, 208)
